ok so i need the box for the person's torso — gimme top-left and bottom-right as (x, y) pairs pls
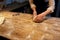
(33, 0), (45, 6)
(33, 0), (48, 13)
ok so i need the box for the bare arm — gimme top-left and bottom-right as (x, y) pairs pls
(29, 0), (36, 11)
(29, 0), (37, 18)
(33, 0), (55, 22)
(41, 0), (55, 16)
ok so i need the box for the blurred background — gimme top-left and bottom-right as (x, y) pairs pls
(0, 0), (60, 17)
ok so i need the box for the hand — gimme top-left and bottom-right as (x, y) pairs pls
(33, 13), (46, 23)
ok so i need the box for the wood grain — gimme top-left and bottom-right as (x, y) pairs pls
(0, 11), (60, 40)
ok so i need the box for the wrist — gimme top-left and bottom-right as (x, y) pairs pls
(43, 9), (51, 16)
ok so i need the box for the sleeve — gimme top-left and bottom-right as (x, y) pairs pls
(29, 0), (36, 10)
(47, 0), (55, 12)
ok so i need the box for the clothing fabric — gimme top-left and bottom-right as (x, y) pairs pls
(33, 0), (48, 14)
(29, 0), (55, 14)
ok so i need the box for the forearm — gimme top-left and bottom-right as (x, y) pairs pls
(42, 0), (55, 16)
(29, 0), (36, 11)
(41, 9), (51, 16)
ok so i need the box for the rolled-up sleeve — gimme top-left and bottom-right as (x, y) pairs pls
(47, 0), (55, 12)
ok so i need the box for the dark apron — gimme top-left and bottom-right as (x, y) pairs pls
(33, 0), (48, 14)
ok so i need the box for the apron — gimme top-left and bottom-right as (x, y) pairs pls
(33, 0), (48, 14)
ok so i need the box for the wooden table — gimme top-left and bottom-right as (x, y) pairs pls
(0, 11), (60, 40)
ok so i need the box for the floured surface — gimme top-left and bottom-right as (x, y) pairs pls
(0, 11), (60, 40)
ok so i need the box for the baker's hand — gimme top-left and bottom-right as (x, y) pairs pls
(33, 13), (46, 23)
(33, 9), (52, 23)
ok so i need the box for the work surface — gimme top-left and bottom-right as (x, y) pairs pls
(0, 11), (60, 40)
